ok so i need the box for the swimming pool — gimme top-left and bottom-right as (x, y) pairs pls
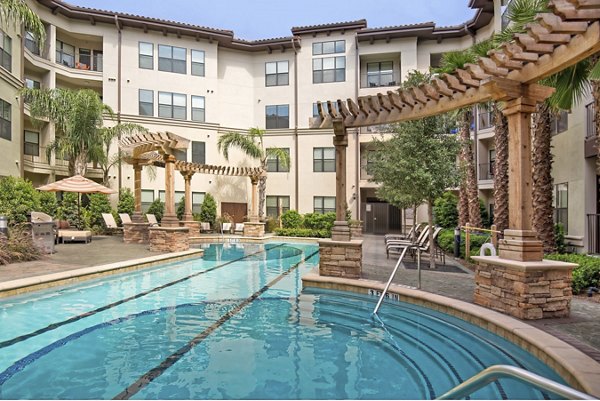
(0, 242), (566, 399)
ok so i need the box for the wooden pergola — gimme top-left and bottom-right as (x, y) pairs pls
(120, 131), (263, 227)
(311, 0), (600, 256)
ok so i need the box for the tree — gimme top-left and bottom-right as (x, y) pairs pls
(117, 188), (134, 217)
(147, 198), (164, 223)
(0, 177), (40, 224)
(433, 192), (459, 228)
(217, 128), (290, 220)
(0, 0), (46, 44)
(369, 72), (460, 268)
(20, 88), (113, 177)
(98, 123), (148, 186)
(199, 193), (217, 227)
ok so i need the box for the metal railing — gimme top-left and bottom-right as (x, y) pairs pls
(373, 246), (411, 315)
(478, 162), (494, 181)
(587, 214), (600, 255)
(586, 102), (596, 139)
(437, 365), (594, 400)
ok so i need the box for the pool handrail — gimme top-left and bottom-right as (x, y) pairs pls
(373, 245), (411, 315)
(436, 364), (595, 400)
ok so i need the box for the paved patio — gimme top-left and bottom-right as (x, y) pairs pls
(1, 233), (599, 362)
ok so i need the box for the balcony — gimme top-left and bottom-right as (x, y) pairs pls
(478, 162), (494, 181)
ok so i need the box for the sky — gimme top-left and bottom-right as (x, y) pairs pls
(67, 0), (476, 40)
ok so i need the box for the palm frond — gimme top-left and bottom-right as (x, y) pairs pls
(547, 61), (590, 110)
(265, 147), (290, 168)
(0, 0), (46, 44)
(589, 56), (600, 80)
(433, 50), (476, 75)
(217, 131), (263, 161)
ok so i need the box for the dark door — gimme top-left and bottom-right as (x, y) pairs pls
(221, 202), (247, 224)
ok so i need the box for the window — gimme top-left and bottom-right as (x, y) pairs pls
(24, 31), (39, 55)
(192, 141), (205, 164)
(92, 50), (103, 72)
(159, 190), (185, 204)
(550, 110), (569, 136)
(139, 42), (153, 69)
(313, 56), (345, 83)
(265, 61), (289, 86)
(78, 48), (91, 69)
(314, 196), (335, 214)
(25, 78), (40, 89)
(0, 30), (11, 71)
(191, 95), (205, 122)
(141, 190), (154, 212)
(158, 44), (186, 74)
(56, 40), (75, 68)
(266, 196), (290, 218)
(174, 149), (187, 162)
(365, 151), (376, 176)
(312, 40), (345, 55)
(266, 148), (289, 172)
(139, 89), (153, 116)
(553, 183), (568, 233)
(266, 105), (289, 129)
(0, 99), (10, 141)
(24, 130), (39, 156)
(430, 53), (443, 69)
(367, 61), (394, 87)
(158, 92), (186, 119)
(477, 106), (493, 130)
(312, 101), (339, 117)
(313, 147), (335, 172)
(192, 192), (205, 214)
(191, 50), (205, 76)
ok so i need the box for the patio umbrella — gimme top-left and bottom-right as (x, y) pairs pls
(38, 175), (116, 227)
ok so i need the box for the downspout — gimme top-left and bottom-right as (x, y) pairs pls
(291, 37), (299, 211)
(115, 15), (122, 190)
(19, 27), (25, 178)
(354, 35), (360, 220)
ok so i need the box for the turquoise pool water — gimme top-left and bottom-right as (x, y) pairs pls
(0, 242), (565, 399)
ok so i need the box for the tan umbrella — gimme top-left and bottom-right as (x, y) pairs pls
(38, 175), (116, 228)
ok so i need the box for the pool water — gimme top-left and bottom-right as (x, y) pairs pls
(0, 242), (565, 399)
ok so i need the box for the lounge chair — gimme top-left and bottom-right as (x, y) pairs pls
(384, 222), (425, 243)
(386, 226), (430, 258)
(221, 222), (232, 235)
(119, 213), (132, 225)
(200, 222), (212, 233)
(234, 223), (244, 235)
(102, 213), (123, 234)
(146, 214), (159, 226)
(55, 218), (92, 244)
(409, 226), (444, 263)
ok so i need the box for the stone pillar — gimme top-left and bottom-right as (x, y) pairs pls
(149, 226), (190, 252)
(181, 171), (194, 221)
(249, 175), (259, 223)
(331, 118), (350, 242)
(161, 154), (179, 228)
(132, 162), (144, 223)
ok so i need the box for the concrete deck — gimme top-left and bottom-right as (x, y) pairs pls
(1, 233), (599, 364)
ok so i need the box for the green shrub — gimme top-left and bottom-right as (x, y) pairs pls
(303, 212), (336, 231)
(147, 199), (164, 223)
(0, 177), (40, 224)
(265, 217), (278, 233)
(0, 224), (43, 265)
(479, 199), (490, 228)
(117, 188), (135, 222)
(437, 228), (489, 260)
(87, 194), (112, 233)
(555, 223), (566, 254)
(199, 193), (217, 226)
(281, 210), (303, 229)
(38, 191), (58, 217)
(433, 192), (458, 228)
(545, 253), (600, 294)
(176, 197), (185, 220)
(56, 192), (82, 228)
(274, 228), (329, 238)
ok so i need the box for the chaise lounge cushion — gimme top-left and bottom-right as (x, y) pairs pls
(58, 229), (92, 244)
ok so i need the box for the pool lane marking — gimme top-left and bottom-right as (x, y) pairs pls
(0, 244), (286, 350)
(112, 249), (320, 400)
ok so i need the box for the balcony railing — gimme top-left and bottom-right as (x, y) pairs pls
(586, 102), (596, 139)
(478, 162), (495, 181)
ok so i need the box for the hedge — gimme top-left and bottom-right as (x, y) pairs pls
(274, 228), (330, 238)
(545, 253), (600, 294)
(437, 228), (490, 260)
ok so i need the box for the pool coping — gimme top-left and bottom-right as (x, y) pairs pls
(301, 272), (600, 398)
(0, 249), (204, 299)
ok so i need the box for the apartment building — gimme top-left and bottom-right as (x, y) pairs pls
(16, 0), (595, 242)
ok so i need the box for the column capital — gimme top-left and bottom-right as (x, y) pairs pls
(180, 170), (194, 181)
(163, 154), (176, 163)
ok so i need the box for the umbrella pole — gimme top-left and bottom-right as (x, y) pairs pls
(77, 193), (81, 229)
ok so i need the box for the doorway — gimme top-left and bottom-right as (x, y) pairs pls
(221, 202), (248, 224)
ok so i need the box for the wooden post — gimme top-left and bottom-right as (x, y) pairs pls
(465, 223), (471, 259)
(132, 162), (143, 223)
(181, 171), (194, 221)
(161, 154), (179, 227)
(491, 224), (498, 250)
(331, 118), (350, 241)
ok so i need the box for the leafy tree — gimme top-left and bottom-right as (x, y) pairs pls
(199, 193), (217, 227)
(38, 191), (58, 217)
(117, 188), (135, 216)
(433, 192), (458, 228)
(369, 71), (460, 268)
(56, 192), (82, 229)
(147, 198), (164, 223)
(217, 128), (290, 219)
(87, 193), (112, 233)
(0, 0), (46, 45)
(0, 177), (40, 224)
(176, 197), (185, 221)
(20, 88), (114, 177)
(281, 210), (303, 229)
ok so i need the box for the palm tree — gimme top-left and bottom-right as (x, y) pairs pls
(21, 87), (114, 177)
(0, 0), (46, 43)
(99, 123), (149, 185)
(492, 104), (509, 233)
(217, 128), (290, 220)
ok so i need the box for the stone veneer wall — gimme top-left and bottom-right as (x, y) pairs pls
(318, 239), (363, 279)
(149, 227), (189, 252)
(474, 259), (573, 319)
(243, 222), (265, 237)
(181, 221), (200, 238)
(123, 223), (150, 244)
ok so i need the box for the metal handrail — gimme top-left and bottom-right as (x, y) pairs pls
(436, 365), (595, 400)
(373, 246), (410, 315)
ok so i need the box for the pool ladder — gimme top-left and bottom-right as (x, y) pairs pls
(436, 365), (594, 400)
